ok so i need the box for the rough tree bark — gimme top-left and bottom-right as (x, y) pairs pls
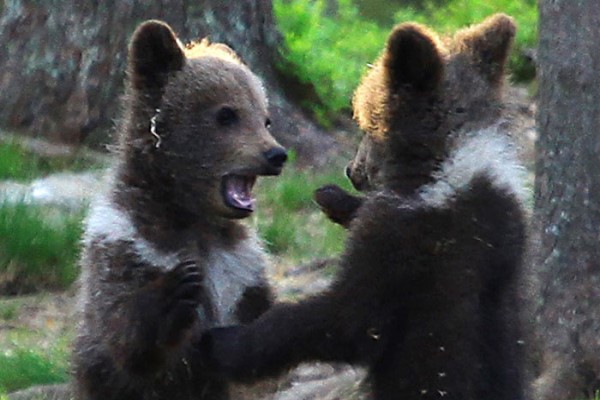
(532, 1), (600, 399)
(0, 0), (333, 162)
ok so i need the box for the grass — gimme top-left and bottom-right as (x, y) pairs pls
(274, 0), (538, 125)
(0, 138), (89, 294)
(0, 301), (18, 321)
(0, 349), (68, 393)
(0, 137), (80, 392)
(0, 141), (93, 181)
(254, 154), (355, 264)
(0, 326), (71, 393)
(274, 0), (384, 125)
(0, 201), (83, 294)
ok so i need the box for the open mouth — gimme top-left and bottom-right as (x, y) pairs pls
(222, 174), (257, 212)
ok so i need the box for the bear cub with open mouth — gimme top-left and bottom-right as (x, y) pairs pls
(72, 20), (286, 400)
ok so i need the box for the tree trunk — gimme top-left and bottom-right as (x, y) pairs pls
(532, 1), (600, 399)
(0, 0), (333, 162)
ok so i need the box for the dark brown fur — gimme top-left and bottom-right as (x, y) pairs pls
(73, 20), (286, 400)
(202, 14), (528, 400)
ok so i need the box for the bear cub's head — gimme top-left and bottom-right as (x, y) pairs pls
(347, 14), (516, 196)
(120, 20), (287, 221)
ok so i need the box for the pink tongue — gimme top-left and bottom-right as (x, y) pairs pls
(226, 176), (254, 209)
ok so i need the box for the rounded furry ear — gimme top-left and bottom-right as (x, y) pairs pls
(128, 20), (186, 90)
(455, 13), (516, 84)
(383, 23), (444, 92)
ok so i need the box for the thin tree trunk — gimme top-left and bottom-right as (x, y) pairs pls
(0, 0), (333, 162)
(532, 1), (600, 399)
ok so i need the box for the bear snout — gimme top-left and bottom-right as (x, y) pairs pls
(346, 162), (369, 192)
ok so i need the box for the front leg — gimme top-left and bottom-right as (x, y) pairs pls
(200, 293), (382, 383)
(108, 259), (204, 375)
(314, 184), (364, 228)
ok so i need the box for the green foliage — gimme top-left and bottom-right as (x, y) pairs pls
(0, 141), (92, 181)
(274, 0), (387, 125)
(0, 306), (73, 394)
(0, 142), (32, 181)
(0, 201), (83, 293)
(0, 348), (68, 393)
(274, 0), (538, 124)
(0, 301), (18, 320)
(255, 159), (354, 262)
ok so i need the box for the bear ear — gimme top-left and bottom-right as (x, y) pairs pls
(455, 13), (516, 84)
(383, 23), (444, 93)
(128, 20), (186, 90)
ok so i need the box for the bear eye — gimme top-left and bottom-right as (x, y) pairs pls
(216, 106), (238, 127)
(265, 118), (272, 129)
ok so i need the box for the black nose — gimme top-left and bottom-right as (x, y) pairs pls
(264, 147), (288, 169)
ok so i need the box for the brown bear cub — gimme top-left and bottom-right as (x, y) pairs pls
(201, 14), (528, 400)
(72, 20), (287, 400)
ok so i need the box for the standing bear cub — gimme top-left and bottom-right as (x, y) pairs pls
(73, 20), (287, 400)
(202, 14), (528, 400)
